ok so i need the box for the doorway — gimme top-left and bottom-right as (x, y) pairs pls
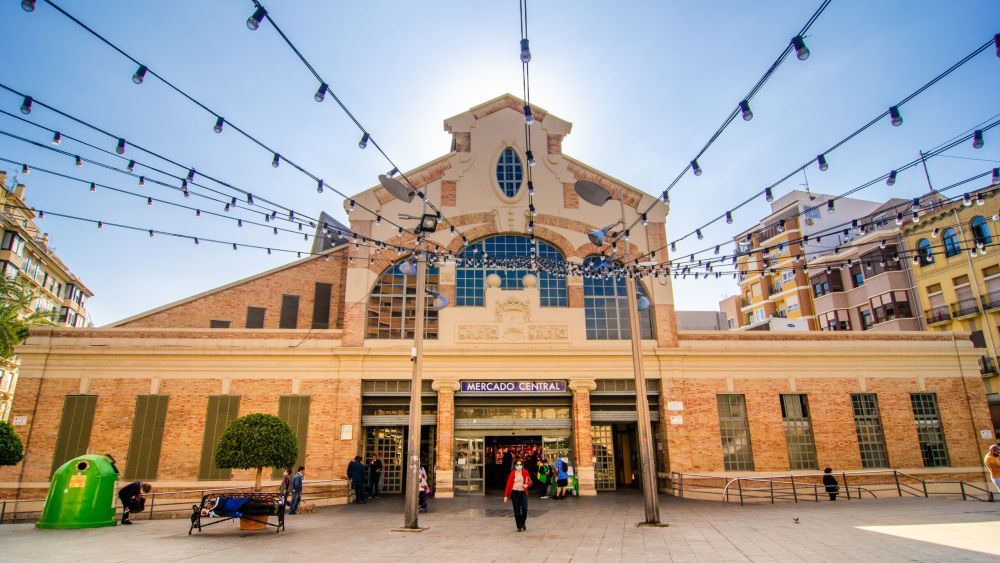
(484, 435), (542, 492)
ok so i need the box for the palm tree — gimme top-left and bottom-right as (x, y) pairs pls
(0, 274), (54, 358)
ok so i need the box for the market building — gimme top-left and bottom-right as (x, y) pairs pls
(0, 96), (995, 502)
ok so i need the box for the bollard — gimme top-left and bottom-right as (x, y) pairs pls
(894, 471), (902, 497)
(843, 472), (850, 500)
(790, 474), (797, 503)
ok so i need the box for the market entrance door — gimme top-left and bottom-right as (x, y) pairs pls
(484, 435), (542, 493)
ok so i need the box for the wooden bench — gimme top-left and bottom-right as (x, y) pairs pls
(188, 492), (286, 534)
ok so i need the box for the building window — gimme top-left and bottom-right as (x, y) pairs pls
(583, 256), (654, 340)
(850, 263), (864, 288)
(859, 305), (874, 330)
(495, 147), (523, 198)
(916, 239), (934, 266)
(780, 394), (818, 470)
(198, 395), (240, 480)
(869, 291), (913, 324)
(366, 260), (439, 339)
(245, 306), (266, 329)
(782, 271), (795, 283)
(124, 395), (169, 480)
(279, 294), (300, 329)
(717, 394), (754, 471)
(942, 228), (961, 257)
(819, 309), (851, 331)
(910, 393), (949, 467)
(811, 271), (843, 297)
(272, 395), (310, 478)
(971, 215), (992, 246)
(851, 393), (889, 468)
(209, 320), (230, 329)
(51, 395), (98, 477)
(311, 282), (333, 329)
(805, 207), (821, 219)
(1, 231), (24, 255)
(457, 235), (567, 307)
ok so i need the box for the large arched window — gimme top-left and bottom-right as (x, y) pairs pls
(942, 228), (961, 257)
(917, 238), (935, 266)
(971, 215), (992, 246)
(457, 235), (567, 306)
(495, 147), (523, 198)
(366, 260), (439, 339)
(583, 256), (654, 340)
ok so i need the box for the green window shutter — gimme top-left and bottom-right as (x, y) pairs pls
(311, 283), (332, 329)
(198, 395), (241, 480)
(124, 395), (169, 480)
(272, 395), (310, 478)
(50, 395), (98, 477)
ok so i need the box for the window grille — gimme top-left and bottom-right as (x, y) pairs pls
(717, 394), (754, 471)
(124, 395), (169, 480)
(365, 261), (439, 339)
(456, 235), (566, 307)
(780, 394), (818, 470)
(851, 393), (889, 468)
(495, 147), (523, 197)
(51, 395), (97, 477)
(910, 393), (949, 467)
(583, 256), (654, 340)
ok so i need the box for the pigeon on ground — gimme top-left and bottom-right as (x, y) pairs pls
(793, 517), (799, 524)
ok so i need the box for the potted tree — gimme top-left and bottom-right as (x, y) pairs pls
(214, 413), (297, 530)
(0, 420), (24, 467)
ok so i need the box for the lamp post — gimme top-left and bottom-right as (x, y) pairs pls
(575, 180), (661, 525)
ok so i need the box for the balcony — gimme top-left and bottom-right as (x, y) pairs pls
(950, 298), (980, 319)
(981, 289), (1000, 311)
(768, 283), (783, 295)
(925, 306), (951, 325)
(980, 356), (998, 376)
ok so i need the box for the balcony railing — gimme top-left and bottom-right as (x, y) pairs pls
(981, 289), (1000, 311)
(925, 306), (951, 324)
(769, 283), (783, 295)
(980, 356), (998, 376)
(951, 298), (980, 319)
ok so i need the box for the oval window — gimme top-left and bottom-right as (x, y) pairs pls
(496, 147), (523, 198)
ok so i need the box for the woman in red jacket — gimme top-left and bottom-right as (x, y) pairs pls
(503, 459), (533, 532)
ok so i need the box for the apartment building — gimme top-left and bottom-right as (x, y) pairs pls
(734, 190), (883, 330)
(0, 172), (93, 421)
(901, 180), (1000, 433)
(808, 199), (925, 333)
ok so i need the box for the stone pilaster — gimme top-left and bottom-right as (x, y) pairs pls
(432, 379), (460, 498)
(569, 379), (597, 496)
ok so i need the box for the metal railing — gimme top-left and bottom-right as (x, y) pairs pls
(671, 470), (995, 506)
(925, 306), (951, 324)
(981, 289), (1000, 311)
(0, 479), (349, 524)
(950, 298), (981, 318)
(980, 356), (998, 375)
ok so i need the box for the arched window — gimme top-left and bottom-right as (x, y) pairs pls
(917, 238), (935, 266)
(366, 260), (439, 340)
(942, 228), (961, 257)
(583, 256), (654, 340)
(971, 215), (992, 246)
(495, 147), (523, 198)
(457, 235), (567, 306)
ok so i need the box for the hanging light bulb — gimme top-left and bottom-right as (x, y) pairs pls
(196, 209), (201, 217)
(74, 155), (82, 168)
(149, 229), (155, 238)
(314, 82), (328, 102)
(991, 167), (1000, 186)
(972, 130), (984, 149)
(528, 181), (535, 196)
(19, 96), (32, 115)
(977, 193), (986, 206)
(519, 38), (531, 63)
(764, 188), (773, 202)
(147, 197), (153, 207)
(214, 116), (225, 133)
(359, 133), (369, 149)
(89, 182), (96, 193)
(641, 213), (649, 226)
(739, 100), (753, 121)
(132, 65), (148, 85)
(816, 154), (829, 171)
(963, 192), (972, 207)
(886, 170), (897, 186)
(526, 150), (536, 166)
(139, 175), (145, 186)
(623, 230), (630, 241)
(670, 242), (676, 252)
(247, 6), (267, 30)
(931, 227), (940, 238)
(52, 131), (62, 145)
(826, 199), (835, 213)
(895, 212), (903, 226)
(237, 219), (243, 227)
(778, 219), (786, 232)
(21, 0), (35, 11)
(888, 105), (902, 127)
(995, 33), (1000, 58)
(97, 221), (103, 229)
(272, 153), (280, 168)
(790, 35), (810, 61)
(347, 200), (356, 214)
(21, 164), (29, 176)
(690, 159), (702, 176)
(714, 245), (720, 255)
(376, 215), (382, 225)
(317, 179), (324, 193)
(524, 105), (534, 125)
(726, 210), (733, 224)
(661, 191), (669, 204)
(186, 168), (196, 182)
(233, 243), (238, 251)
(116, 138), (126, 154)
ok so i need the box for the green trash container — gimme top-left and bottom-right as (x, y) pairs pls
(37, 454), (120, 529)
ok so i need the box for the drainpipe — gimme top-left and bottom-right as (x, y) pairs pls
(952, 208), (997, 367)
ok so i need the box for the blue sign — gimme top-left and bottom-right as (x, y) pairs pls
(460, 381), (567, 393)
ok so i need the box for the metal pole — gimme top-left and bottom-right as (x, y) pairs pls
(625, 272), (660, 524)
(843, 472), (850, 500)
(790, 474), (797, 503)
(403, 256), (427, 529)
(894, 470), (901, 497)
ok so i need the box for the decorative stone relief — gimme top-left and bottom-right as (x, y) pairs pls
(457, 325), (500, 341)
(527, 325), (568, 341)
(495, 297), (531, 341)
(440, 268), (456, 284)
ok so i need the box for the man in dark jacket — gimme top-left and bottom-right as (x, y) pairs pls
(822, 467), (839, 501)
(289, 466), (304, 514)
(118, 481), (152, 525)
(368, 457), (383, 499)
(347, 455), (367, 504)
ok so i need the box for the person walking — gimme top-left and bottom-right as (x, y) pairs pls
(369, 456), (384, 499)
(418, 467), (430, 512)
(822, 467), (839, 501)
(554, 457), (569, 500)
(536, 459), (550, 499)
(117, 480), (151, 525)
(503, 458), (532, 532)
(347, 455), (367, 504)
(985, 444), (1000, 493)
(289, 466), (304, 514)
(279, 468), (292, 497)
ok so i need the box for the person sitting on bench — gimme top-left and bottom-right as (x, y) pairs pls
(200, 496), (275, 518)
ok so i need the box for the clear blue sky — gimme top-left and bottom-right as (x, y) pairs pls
(0, 1), (997, 325)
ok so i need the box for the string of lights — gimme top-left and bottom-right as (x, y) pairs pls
(643, 33), (1000, 263)
(25, 0), (455, 257)
(518, 0), (540, 241)
(659, 117), (1000, 266)
(601, 0), (831, 255)
(243, 1), (464, 244)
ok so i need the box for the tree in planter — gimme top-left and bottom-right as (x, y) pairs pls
(0, 421), (24, 466)
(214, 413), (297, 491)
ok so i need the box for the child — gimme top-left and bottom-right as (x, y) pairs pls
(418, 467), (430, 512)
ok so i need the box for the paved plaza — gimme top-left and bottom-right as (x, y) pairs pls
(1, 492), (999, 562)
